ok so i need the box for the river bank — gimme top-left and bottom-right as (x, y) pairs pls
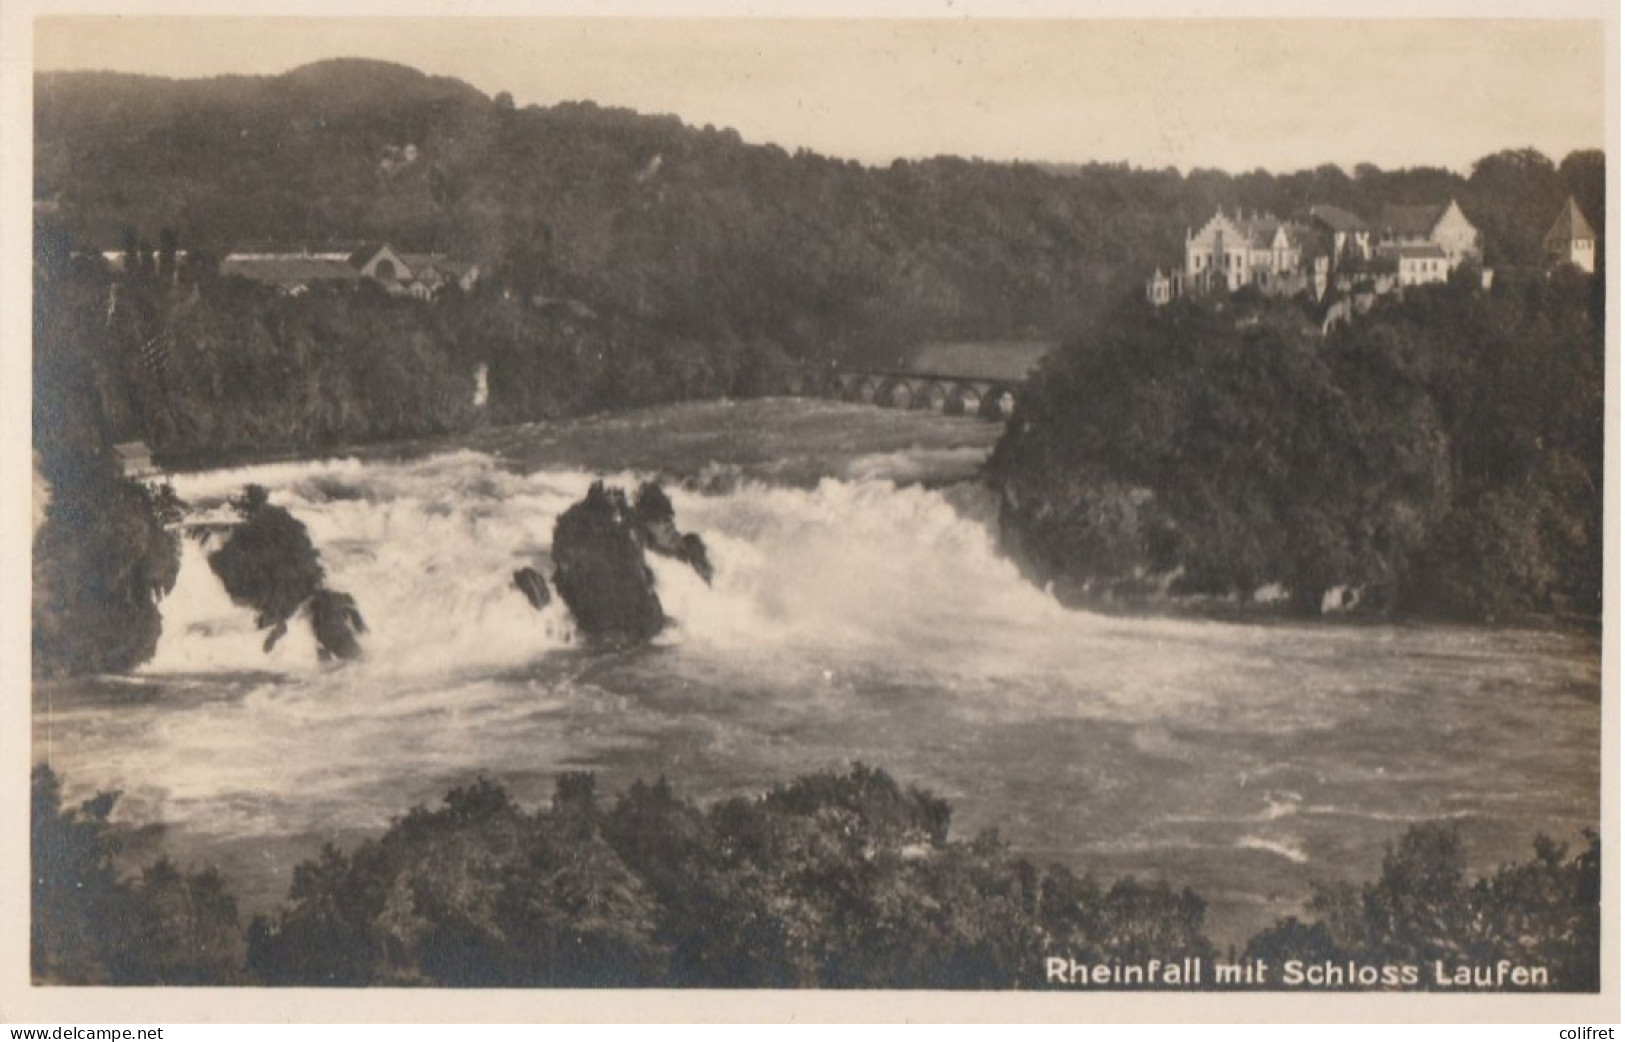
(153, 397), (1003, 486)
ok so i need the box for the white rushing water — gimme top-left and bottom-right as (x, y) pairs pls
(141, 451), (1296, 716)
(33, 405), (1602, 945)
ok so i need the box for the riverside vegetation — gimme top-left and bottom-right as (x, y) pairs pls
(988, 267), (1604, 620)
(32, 764), (1600, 990)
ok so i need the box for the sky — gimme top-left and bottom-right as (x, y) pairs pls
(29, 14), (1613, 176)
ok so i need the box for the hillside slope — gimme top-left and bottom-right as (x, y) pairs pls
(38, 59), (1602, 360)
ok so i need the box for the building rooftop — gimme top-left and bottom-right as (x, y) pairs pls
(1545, 197), (1597, 244)
(228, 240), (369, 257)
(1379, 203), (1447, 238)
(347, 242), (393, 269)
(1309, 204), (1369, 234)
(219, 256), (362, 285)
(1193, 210), (1314, 250)
(400, 254), (479, 279)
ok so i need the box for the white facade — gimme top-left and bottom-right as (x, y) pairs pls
(1396, 246), (1451, 287)
(1544, 198), (1597, 275)
(1184, 211), (1303, 294)
(1378, 199), (1481, 266)
(1429, 201), (1481, 265)
(1145, 268), (1177, 305)
(353, 244), (411, 282)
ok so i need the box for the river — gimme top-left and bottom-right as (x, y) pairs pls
(31, 399), (1601, 950)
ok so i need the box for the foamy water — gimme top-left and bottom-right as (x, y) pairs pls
(32, 402), (1602, 946)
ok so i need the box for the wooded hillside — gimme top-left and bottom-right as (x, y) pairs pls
(37, 59), (1604, 365)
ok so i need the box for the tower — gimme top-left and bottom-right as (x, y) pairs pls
(1543, 197), (1598, 274)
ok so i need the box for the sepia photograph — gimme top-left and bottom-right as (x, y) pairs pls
(5, 1), (1616, 1023)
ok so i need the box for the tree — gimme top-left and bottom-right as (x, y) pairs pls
(32, 766), (242, 985)
(1247, 825), (1601, 991)
(991, 275), (1600, 622)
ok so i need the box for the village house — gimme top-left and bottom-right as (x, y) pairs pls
(1307, 205), (1372, 268)
(1376, 199), (1481, 266)
(218, 250), (360, 295)
(346, 242), (411, 282)
(113, 440), (159, 480)
(399, 253), (483, 298)
(1543, 196), (1597, 274)
(1144, 268), (1179, 305)
(219, 242), (480, 298)
(1393, 244), (1452, 288)
(1362, 200), (1482, 289)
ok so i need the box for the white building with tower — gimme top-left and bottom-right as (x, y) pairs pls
(1543, 197), (1597, 274)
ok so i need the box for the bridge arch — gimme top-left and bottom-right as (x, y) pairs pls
(819, 366), (1022, 421)
(979, 384), (1017, 421)
(945, 383), (983, 417)
(810, 369), (845, 399)
(919, 382), (951, 412)
(878, 378), (915, 410)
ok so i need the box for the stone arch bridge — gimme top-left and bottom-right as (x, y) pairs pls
(787, 340), (1059, 421)
(789, 367), (1021, 420)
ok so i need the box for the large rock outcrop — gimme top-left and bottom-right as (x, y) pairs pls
(307, 589), (368, 662)
(512, 566), (552, 610)
(630, 482), (714, 585)
(208, 484), (366, 661)
(550, 482), (667, 647)
(546, 480), (715, 647)
(207, 485), (323, 638)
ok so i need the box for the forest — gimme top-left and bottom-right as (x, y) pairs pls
(34, 61), (1604, 462)
(35, 59), (1604, 385)
(987, 267), (1604, 621)
(32, 763), (1600, 990)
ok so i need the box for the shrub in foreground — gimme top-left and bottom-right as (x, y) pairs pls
(31, 765), (243, 984)
(33, 765), (1598, 990)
